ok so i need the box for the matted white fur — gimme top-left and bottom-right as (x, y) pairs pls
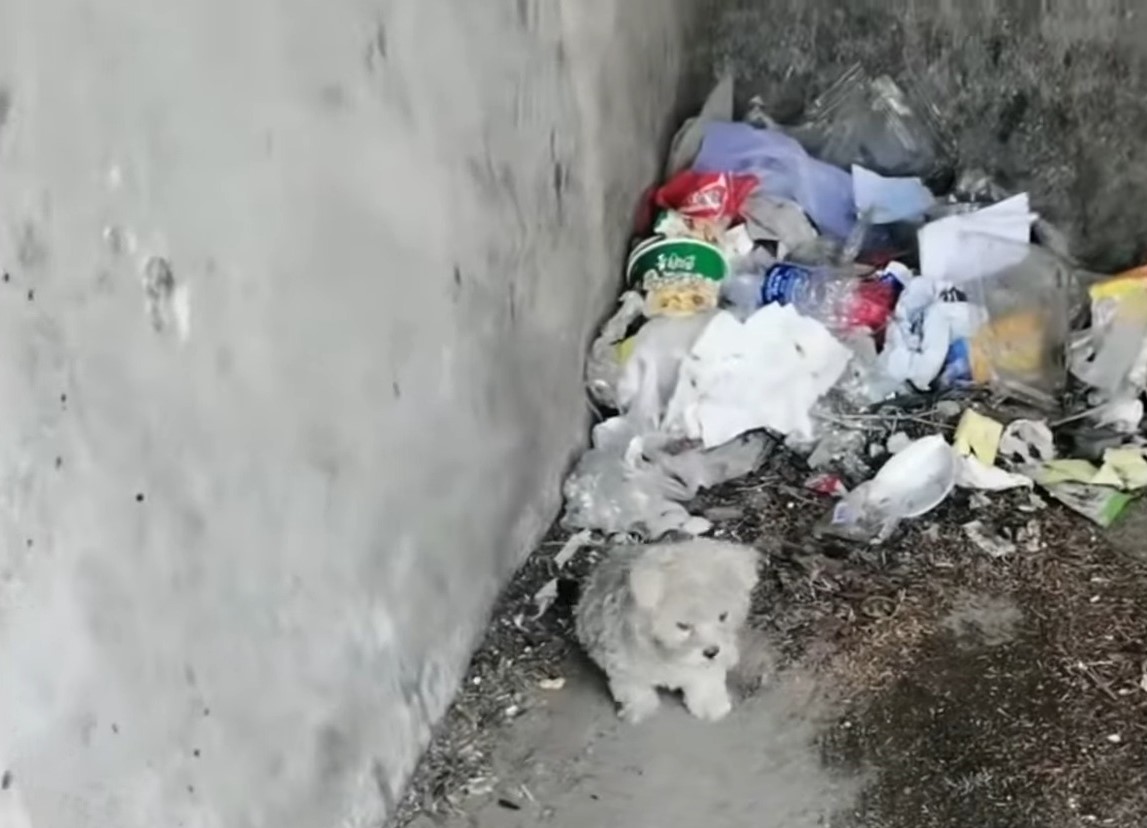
(575, 538), (760, 723)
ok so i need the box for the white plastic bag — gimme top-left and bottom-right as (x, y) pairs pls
(616, 312), (715, 431)
(586, 291), (645, 410)
(561, 420), (770, 539)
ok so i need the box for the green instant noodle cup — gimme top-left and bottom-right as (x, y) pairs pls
(626, 237), (728, 316)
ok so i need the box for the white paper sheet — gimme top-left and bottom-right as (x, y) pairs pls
(918, 194), (1036, 284)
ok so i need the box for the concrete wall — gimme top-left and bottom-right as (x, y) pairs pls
(713, 0), (1147, 272)
(0, 1), (704, 825)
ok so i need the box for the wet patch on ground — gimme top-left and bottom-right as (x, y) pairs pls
(820, 528), (1147, 828)
(940, 592), (1023, 648)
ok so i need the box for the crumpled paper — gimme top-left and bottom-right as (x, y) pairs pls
(663, 305), (852, 447)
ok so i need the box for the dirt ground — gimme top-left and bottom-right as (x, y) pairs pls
(390, 440), (1147, 828)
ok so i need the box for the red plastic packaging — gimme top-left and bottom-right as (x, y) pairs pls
(805, 473), (847, 497)
(653, 171), (758, 221)
(844, 279), (897, 332)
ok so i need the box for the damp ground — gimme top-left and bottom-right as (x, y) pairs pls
(390, 450), (1147, 828)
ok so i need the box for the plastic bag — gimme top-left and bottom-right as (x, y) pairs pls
(653, 431), (773, 494)
(1038, 481), (1133, 527)
(834, 329), (907, 406)
(806, 426), (872, 486)
(586, 291), (646, 410)
(616, 312), (716, 431)
(959, 237), (1076, 408)
(740, 191), (819, 253)
(654, 170), (757, 222)
(793, 65), (951, 179)
(561, 421), (771, 539)
(664, 74), (734, 178)
(998, 419), (1056, 470)
(878, 276), (987, 391)
(561, 438), (711, 539)
(692, 122), (856, 239)
(993, 417), (1134, 527)
(1071, 268), (1147, 399)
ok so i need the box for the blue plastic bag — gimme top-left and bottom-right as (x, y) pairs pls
(692, 122), (857, 239)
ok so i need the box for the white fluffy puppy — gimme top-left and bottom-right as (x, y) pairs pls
(575, 539), (759, 723)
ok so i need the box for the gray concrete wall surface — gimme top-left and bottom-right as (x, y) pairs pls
(0, 1), (707, 826)
(714, 0), (1147, 273)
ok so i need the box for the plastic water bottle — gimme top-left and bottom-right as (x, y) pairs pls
(759, 262), (896, 332)
(719, 270), (767, 320)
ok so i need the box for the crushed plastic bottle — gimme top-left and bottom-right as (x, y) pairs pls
(721, 258), (900, 333)
(759, 263), (897, 333)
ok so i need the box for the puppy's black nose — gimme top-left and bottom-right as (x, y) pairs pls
(703, 646), (720, 660)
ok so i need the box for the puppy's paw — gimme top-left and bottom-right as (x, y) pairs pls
(684, 681), (732, 722)
(612, 681), (660, 724)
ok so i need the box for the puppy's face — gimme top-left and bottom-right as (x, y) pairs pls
(629, 542), (759, 667)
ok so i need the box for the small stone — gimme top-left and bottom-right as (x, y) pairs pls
(538, 677), (566, 691)
(1106, 733), (1122, 744)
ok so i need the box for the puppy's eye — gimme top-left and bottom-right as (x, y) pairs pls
(718, 612), (728, 622)
(676, 622), (692, 632)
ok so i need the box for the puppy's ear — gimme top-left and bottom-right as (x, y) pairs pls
(629, 561), (664, 610)
(723, 544), (760, 592)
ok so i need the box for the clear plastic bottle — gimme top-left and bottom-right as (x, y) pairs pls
(718, 248), (775, 321)
(760, 263), (896, 332)
(719, 270), (766, 320)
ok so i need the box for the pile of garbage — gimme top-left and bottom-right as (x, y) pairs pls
(560, 67), (1147, 547)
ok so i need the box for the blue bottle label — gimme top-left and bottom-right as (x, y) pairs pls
(762, 263), (812, 305)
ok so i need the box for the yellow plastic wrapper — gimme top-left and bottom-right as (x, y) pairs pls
(1090, 264), (1147, 302)
(953, 409), (1004, 466)
(1074, 265), (1147, 396)
(968, 310), (1050, 387)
